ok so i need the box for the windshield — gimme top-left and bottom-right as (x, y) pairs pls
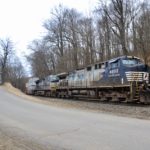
(122, 59), (142, 66)
(47, 75), (59, 82)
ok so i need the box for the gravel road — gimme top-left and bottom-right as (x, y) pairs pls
(1, 85), (150, 150)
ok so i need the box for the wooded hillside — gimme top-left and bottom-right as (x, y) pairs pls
(27, 0), (150, 78)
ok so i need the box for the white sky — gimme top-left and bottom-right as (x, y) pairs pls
(0, 0), (99, 58)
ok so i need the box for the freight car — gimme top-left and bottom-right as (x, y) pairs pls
(26, 56), (150, 104)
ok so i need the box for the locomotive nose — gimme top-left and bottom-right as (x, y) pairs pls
(136, 64), (147, 72)
(144, 64), (150, 72)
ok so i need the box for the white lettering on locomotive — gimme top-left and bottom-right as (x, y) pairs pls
(109, 69), (120, 77)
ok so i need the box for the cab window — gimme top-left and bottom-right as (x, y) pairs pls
(122, 59), (142, 66)
(87, 66), (91, 71)
(95, 63), (104, 69)
(109, 61), (119, 69)
(95, 64), (98, 70)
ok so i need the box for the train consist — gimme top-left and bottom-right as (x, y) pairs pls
(26, 56), (150, 104)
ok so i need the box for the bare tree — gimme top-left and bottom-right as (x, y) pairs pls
(28, 40), (55, 78)
(78, 17), (95, 65)
(98, 0), (135, 55)
(135, 1), (150, 63)
(43, 5), (68, 71)
(7, 57), (26, 91)
(0, 38), (13, 83)
(96, 8), (112, 61)
(65, 8), (81, 69)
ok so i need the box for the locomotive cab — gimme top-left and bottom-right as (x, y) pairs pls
(45, 75), (59, 90)
(120, 56), (149, 84)
(103, 56), (149, 86)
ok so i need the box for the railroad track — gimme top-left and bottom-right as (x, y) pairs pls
(34, 95), (150, 107)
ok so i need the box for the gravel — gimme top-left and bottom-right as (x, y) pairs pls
(35, 96), (150, 120)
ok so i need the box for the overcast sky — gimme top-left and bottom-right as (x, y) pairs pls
(0, 0), (99, 58)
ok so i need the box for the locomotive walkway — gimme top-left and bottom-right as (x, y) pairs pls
(0, 86), (150, 150)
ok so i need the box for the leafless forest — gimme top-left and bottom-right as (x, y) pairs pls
(0, 0), (150, 89)
(27, 0), (150, 78)
(0, 38), (26, 90)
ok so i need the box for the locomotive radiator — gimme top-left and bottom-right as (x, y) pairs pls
(125, 72), (149, 83)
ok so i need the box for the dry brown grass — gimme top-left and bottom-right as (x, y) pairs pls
(2, 83), (47, 104)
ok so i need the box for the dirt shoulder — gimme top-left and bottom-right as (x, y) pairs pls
(0, 130), (18, 150)
(2, 83), (150, 120)
(0, 129), (30, 150)
(0, 128), (49, 150)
